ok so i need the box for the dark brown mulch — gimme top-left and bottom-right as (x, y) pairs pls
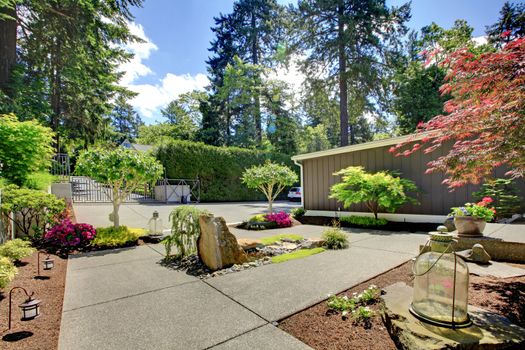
(279, 261), (525, 350)
(0, 251), (67, 350)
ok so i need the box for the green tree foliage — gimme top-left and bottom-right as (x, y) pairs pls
(295, 0), (410, 146)
(205, 0), (286, 145)
(242, 161), (298, 213)
(329, 166), (418, 219)
(298, 124), (331, 154)
(110, 94), (143, 143)
(391, 20), (488, 134)
(76, 148), (163, 228)
(486, 1), (525, 48)
(473, 179), (524, 219)
(155, 140), (294, 202)
(0, 114), (54, 185)
(161, 91), (207, 141)
(0, 184), (66, 237)
(0, 0), (143, 150)
(136, 123), (190, 145)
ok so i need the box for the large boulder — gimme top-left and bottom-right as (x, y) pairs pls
(198, 215), (248, 271)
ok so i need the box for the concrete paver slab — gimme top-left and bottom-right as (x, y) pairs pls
(210, 324), (312, 350)
(484, 223), (525, 244)
(59, 281), (267, 350)
(67, 245), (162, 270)
(351, 232), (428, 255)
(63, 254), (197, 311)
(207, 245), (415, 321)
(467, 261), (525, 278)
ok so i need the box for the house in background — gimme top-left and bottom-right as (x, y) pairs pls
(120, 139), (154, 153)
(292, 135), (525, 223)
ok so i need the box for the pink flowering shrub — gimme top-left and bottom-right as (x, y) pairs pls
(265, 211), (293, 228)
(44, 219), (96, 249)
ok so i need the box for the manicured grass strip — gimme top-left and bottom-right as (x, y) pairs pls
(271, 248), (325, 264)
(260, 233), (304, 246)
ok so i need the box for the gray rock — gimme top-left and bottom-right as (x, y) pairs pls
(198, 215), (248, 271)
(456, 244), (491, 264)
(443, 217), (456, 232)
(301, 238), (325, 249)
(381, 283), (525, 350)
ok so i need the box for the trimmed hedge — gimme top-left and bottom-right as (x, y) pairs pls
(155, 140), (297, 202)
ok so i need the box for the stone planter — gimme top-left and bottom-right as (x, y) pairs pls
(454, 216), (486, 237)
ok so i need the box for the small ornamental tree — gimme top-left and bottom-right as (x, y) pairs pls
(0, 114), (54, 185)
(329, 167), (418, 220)
(242, 161), (298, 213)
(390, 37), (525, 188)
(76, 148), (164, 228)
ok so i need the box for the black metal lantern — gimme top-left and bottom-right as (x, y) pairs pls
(43, 255), (55, 270)
(19, 297), (41, 321)
(6, 287), (41, 330)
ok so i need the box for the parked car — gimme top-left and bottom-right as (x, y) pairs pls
(287, 187), (302, 202)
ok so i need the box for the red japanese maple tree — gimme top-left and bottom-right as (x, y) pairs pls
(390, 37), (525, 188)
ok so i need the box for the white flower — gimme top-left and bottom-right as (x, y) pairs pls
(342, 295), (348, 301)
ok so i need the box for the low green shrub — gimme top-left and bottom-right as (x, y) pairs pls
(91, 226), (141, 248)
(0, 239), (35, 262)
(473, 178), (524, 219)
(248, 214), (267, 222)
(352, 306), (374, 323)
(271, 248), (324, 263)
(23, 172), (57, 191)
(340, 215), (388, 227)
(327, 284), (381, 321)
(0, 256), (17, 288)
(322, 227), (349, 249)
(290, 207), (305, 220)
(260, 233), (304, 246)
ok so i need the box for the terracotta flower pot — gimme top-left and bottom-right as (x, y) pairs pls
(454, 216), (486, 237)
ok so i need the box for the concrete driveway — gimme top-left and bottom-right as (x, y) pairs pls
(58, 226), (427, 350)
(73, 200), (301, 229)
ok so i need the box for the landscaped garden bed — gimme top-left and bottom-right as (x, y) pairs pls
(279, 261), (525, 350)
(0, 250), (67, 349)
(298, 215), (437, 233)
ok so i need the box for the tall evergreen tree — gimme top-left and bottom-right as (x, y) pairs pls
(205, 0), (285, 145)
(110, 94), (143, 142)
(487, 1), (525, 48)
(295, 0), (410, 146)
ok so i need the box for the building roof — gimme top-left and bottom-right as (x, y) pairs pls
(291, 133), (423, 161)
(120, 139), (154, 152)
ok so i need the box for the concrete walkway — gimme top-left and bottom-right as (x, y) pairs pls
(59, 228), (427, 350)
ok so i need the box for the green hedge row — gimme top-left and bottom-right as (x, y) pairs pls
(154, 140), (297, 202)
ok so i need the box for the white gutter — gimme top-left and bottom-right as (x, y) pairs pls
(293, 159), (304, 207)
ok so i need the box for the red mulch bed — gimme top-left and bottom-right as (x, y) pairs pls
(279, 261), (525, 350)
(0, 251), (67, 350)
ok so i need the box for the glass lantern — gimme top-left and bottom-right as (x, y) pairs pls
(43, 255), (55, 270)
(148, 211), (163, 237)
(410, 231), (471, 328)
(19, 297), (41, 320)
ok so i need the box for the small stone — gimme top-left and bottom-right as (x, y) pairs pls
(249, 262), (258, 267)
(301, 238), (325, 249)
(242, 263), (250, 268)
(456, 243), (491, 264)
(237, 238), (263, 250)
(281, 242), (299, 250)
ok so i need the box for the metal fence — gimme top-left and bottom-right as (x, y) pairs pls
(71, 176), (156, 203)
(51, 153), (71, 181)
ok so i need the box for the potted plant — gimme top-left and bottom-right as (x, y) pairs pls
(450, 197), (496, 237)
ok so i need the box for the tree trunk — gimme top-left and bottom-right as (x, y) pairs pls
(50, 42), (62, 152)
(337, 3), (349, 147)
(250, 11), (262, 145)
(268, 198), (273, 214)
(0, 4), (17, 95)
(112, 201), (120, 228)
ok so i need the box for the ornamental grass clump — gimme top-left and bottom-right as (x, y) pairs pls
(450, 197), (496, 222)
(44, 219), (96, 250)
(0, 239), (35, 262)
(265, 211), (292, 228)
(322, 224), (349, 250)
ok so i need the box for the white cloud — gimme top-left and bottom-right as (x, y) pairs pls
(472, 35), (488, 46)
(119, 22), (208, 119)
(128, 73), (209, 119)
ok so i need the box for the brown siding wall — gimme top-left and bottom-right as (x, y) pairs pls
(302, 144), (525, 215)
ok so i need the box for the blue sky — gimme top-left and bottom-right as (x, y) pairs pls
(122, 0), (512, 121)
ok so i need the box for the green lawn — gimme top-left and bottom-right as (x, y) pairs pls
(260, 233), (304, 246)
(271, 248), (325, 263)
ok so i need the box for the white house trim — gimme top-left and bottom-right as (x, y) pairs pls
(291, 133), (425, 161)
(305, 210), (446, 224)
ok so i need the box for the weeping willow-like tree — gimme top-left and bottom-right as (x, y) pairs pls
(162, 206), (209, 259)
